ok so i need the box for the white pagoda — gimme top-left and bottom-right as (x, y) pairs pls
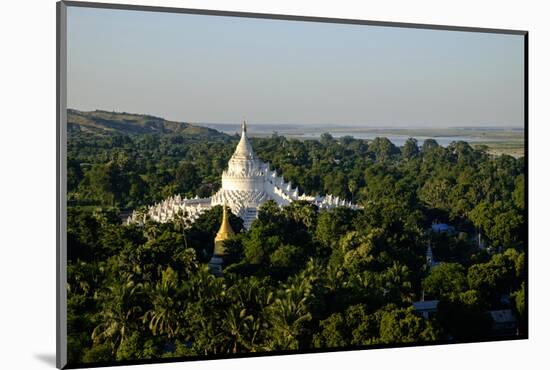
(127, 121), (359, 229)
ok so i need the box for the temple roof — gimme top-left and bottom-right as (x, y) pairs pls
(215, 202), (234, 244)
(231, 121), (257, 160)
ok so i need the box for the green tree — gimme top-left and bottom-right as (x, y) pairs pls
(175, 161), (200, 195)
(418, 178), (453, 210)
(91, 274), (143, 355)
(511, 282), (526, 334)
(513, 174), (525, 210)
(314, 207), (355, 256)
(422, 138), (440, 152)
(320, 132), (335, 146)
(142, 267), (182, 338)
(422, 263), (467, 299)
(379, 306), (438, 344)
(436, 290), (490, 340)
(402, 137), (419, 159)
(264, 266), (320, 350)
(312, 313), (347, 348)
(369, 137), (399, 162)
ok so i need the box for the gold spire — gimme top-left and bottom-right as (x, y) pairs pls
(213, 201), (234, 256)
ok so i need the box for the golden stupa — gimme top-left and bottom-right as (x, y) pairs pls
(213, 202), (234, 256)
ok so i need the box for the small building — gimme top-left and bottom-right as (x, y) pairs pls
(431, 223), (454, 234)
(499, 294), (511, 307)
(413, 300), (439, 320)
(487, 309), (518, 337)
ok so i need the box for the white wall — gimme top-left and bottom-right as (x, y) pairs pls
(1, 0), (548, 369)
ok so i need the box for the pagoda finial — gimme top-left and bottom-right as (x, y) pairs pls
(222, 194), (228, 220)
(426, 243), (435, 267)
(242, 120), (247, 134)
(213, 199), (234, 257)
(222, 202), (228, 224)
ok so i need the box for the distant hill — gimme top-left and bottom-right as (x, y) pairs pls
(67, 109), (228, 139)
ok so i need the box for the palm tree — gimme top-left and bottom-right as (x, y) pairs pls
(172, 209), (189, 249)
(298, 204), (317, 230)
(177, 266), (228, 354)
(265, 290), (312, 350)
(223, 276), (273, 352)
(132, 206), (149, 225)
(323, 262), (346, 292)
(224, 305), (254, 353)
(91, 274), (143, 354)
(264, 264), (319, 350)
(284, 201), (317, 229)
(382, 262), (414, 304)
(143, 222), (161, 241)
(142, 267), (181, 338)
(348, 179), (358, 201)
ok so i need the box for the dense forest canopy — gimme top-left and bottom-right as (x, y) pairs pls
(66, 111), (526, 365)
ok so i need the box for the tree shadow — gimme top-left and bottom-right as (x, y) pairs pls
(34, 353), (56, 367)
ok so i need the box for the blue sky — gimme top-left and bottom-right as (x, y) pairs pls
(67, 6), (524, 127)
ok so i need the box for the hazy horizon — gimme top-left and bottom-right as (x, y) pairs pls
(68, 108), (525, 130)
(67, 7), (525, 128)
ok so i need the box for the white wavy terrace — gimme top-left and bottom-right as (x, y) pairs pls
(127, 121), (360, 229)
